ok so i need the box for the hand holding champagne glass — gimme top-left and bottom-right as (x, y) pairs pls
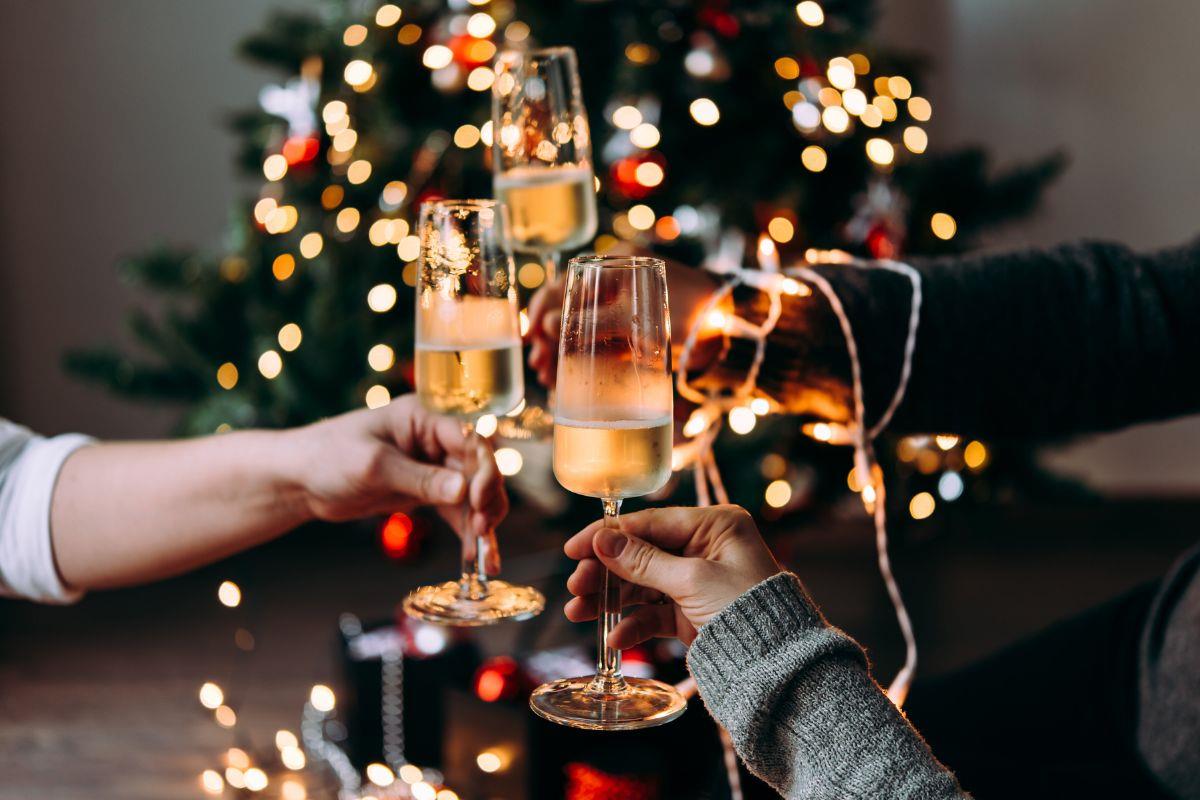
(492, 46), (598, 280)
(529, 255), (686, 730)
(403, 199), (545, 626)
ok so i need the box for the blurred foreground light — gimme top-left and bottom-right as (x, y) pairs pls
(344, 59), (374, 86)
(281, 746), (306, 770)
(199, 682), (224, 709)
(217, 363), (239, 390)
(278, 323), (302, 352)
(365, 385), (391, 409)
(801, 145), (827, 172)
(931, 212), (957, 240)
(376, 4), (402, 26)
(366, 763), (395, 787)
(218, 580), (241, 607)
(368, 344), (395, 372)
(765, 479), (792, 508)
(275, 730), (298, 750)
(964, 440), (988, 469)
(258, 350), (283, 380)
(243, 768), (268, 792)
(494, 447), (523, 476)
(909, 492), (936, 520)
(309, 684), (336, 712)
(796, 1), (825, 26)
(689, 98), (720, 126)
(201, 770), (224, 794)
(367, 284), (398, 313)
(281, 779), (306, 800)
(399, 764), (424, 784)
(215, 705), (237, 728)
(728, 406), (757, 435)
(474, 414), (498, 438)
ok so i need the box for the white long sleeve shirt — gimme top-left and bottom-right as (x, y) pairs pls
(0, 419), (91, 603)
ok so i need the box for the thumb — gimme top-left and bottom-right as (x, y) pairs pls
(385, 454), (466, 506)
(593, 526), (692, 599)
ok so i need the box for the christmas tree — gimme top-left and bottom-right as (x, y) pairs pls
(66, 0), (1062, 518)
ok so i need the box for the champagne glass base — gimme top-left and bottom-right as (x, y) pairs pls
(529, 676), (687, 730)
(402, 579), (545, 627)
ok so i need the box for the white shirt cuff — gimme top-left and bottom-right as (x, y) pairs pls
(0, 429), (93, 604)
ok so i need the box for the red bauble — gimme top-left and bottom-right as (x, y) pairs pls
(281, 135), (320, 166)
(866, 221), (899, 259)
(565, 763), (659, 800)
(447, 34), (494, 68)
(609, 152), (665, 200)
(473, 656), (528, 702)
(379, 512), (424, 560)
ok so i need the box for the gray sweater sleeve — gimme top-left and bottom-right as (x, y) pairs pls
(687, 573), (966, 800)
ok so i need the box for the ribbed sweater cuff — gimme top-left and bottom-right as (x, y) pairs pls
(687, 572), (833, 694)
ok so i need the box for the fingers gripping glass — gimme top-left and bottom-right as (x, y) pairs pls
(529, 255), (686, 729)
(403, 199), (545, 626)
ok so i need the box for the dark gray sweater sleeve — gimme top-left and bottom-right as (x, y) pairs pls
(712, 239), (1200, 438)
(687, 573), (967, 800)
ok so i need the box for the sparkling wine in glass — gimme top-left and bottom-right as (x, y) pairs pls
(529, 255), (686, 730)
(492, 46), (598, 281)
(403, 199), (545, 626)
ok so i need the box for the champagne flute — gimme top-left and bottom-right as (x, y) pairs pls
(529, 255), (686, 730)
(492, 46), (598, 282)
(403, 199), (545, 626)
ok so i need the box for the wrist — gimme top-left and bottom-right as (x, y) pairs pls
(260, 427), (320, 527)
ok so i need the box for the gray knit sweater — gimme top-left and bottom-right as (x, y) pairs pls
(688, 573), (967, 799)
(692, 239), (1200, 799)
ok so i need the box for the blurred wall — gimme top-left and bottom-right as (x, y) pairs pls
(1, 0), (1197, 490)
(879, 0), (1200, 494)
(0, 0), (316, 439)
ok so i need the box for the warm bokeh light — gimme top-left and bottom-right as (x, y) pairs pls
(273, 254), (296, 281)
(263, 154), (288, 181)
(827, 57), (856, 90)
(474, 414), (498, 438)
(842, 88), (867, 115)
(396, 235), (421, 261)
(635, 161), (664, 187)
(454, 124), (481, 148)
(216, 362), (239, 390)
(344, 59), (374, 86)
(729, 406), (757, 435)
(366, 763), (395, 787)
(774, 57), (800, 80)
(243, 768), (268, 792)
(365, 385), (391, 409)
(376, 4), (402, 26)
(309, 684), (336, 712)
(218, 580), (241, 607)
(467, 66), (495, 91)
(887, 76), (913, 100)
(908, 96), (932, 121)
(201, 770), (224, 795)
(964, 440), (988, 469)
(627, 204), (655, 230)
(822, 106), (849, 133)
(517, 261), (545, 288)
(466, 12), (496, 38)
(629, 122), (660, 148)
(931, 212), (957, 240)
(765, 479), (792, 508)
(903, 126), (928, 153)
(336, 207), (361, 233)
(866, 137), (895, 166)
(767, 216), (795, 243)
(422, 45), (453, 69)
(343, 24), (368, 47)
(275, 730), (298, 750)
(215, 705), (237, 728)
(347, 159), (373, 184)
(199, 682), (224, 709)
(258, 350), (283, 380)
(909, 491), (936, 520)
(367, 344), (395, 372)
(494, 447), (523, 476)
(278, 323), (303, 352)
(801, 145), (827, 172)
(689, 98), (720, 126)
(796, 1), (825, 26)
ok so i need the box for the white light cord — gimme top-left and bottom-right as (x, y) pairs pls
(675, 249), (922, 706)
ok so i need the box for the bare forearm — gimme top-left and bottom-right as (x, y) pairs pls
(51, 431), (312, 590)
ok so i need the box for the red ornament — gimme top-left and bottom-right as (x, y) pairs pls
(565, 763), (659, 800)
(866, 220), (899, 259)
(447, 34), (494, 68)
(473, 656), (527, 702)
(281, 135), (320, 166)
(609, 152), (665, 200)
(380, 512), (422, 560)
(697, 2), (740, 37)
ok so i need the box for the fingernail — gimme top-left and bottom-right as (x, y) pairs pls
(595, 529), (627, 558)
(440, 472), (465, 501)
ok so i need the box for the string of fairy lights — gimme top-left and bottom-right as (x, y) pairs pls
(192, 0), (993, 796)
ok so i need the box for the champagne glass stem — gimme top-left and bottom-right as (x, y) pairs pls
(542, 251), (560, 283)
(458, 421), (488, 601)
(587, 497), (628, 697)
